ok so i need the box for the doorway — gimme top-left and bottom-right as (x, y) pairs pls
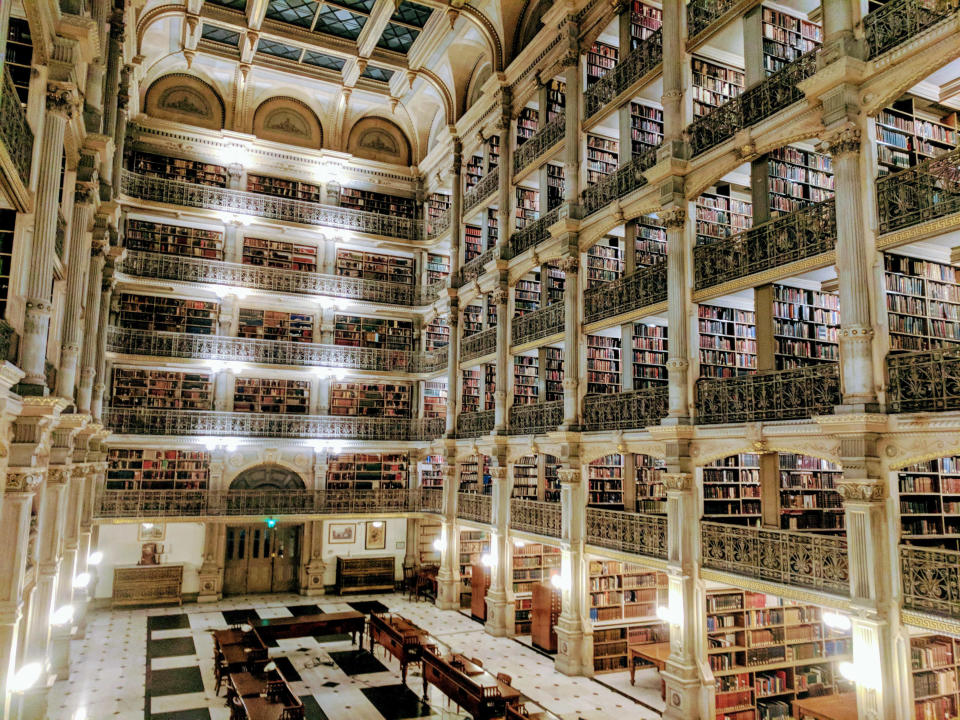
(223, 524), (301, 595)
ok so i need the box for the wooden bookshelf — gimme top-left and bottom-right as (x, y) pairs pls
(0, 210), (14, 316)
(773, 285), (839, 370)
(487, 135), (500, 171)
(460, 455), (490, 493)
(118, 293), (219, 335)
(466, 154), (484, 190)
(884, 254), (960, 352)
(587, 237), (624, 287)
(898, 456), (960, 549)
(586, 41), (618, 88)
(512, 456), (539, 500)
(472, 563), (491, 620)
(238, 309), (314, 343)
(106, 449), (211, 491)
(636, 215), (668, 267)
(418, 520), (441, 566)
(514, 543), (561, 634)
(462, 366), (495, 412)
(517, 107), (538, 146)
(463, 304), (483, 335)
(234, 377), (309, 414)
(426, 253), (450, 284)
(487, 209), (499, 247)
(911, 634), (960, 720)
(699, 304), (757, 378)
(246, 174), (320, 202)
(546, 79), (565, 122)
(515, 273), (541, 315)
(243, 237), (317, 272)
(586, 135), (619, 186)
(425, 317), (450, 350)
(465, 224), (483, 263)
(545, 454), (561, 502)
(762, 7), (821, 76)
(636, 454), (667, 514)
(587, 335), (621, 394)
(779, 453), (844, 533)
(6, 18), (33, 105)
(703, 454), (761, 525)
(692, 57), (744, 118)
(128, 150), (227, 187)
(516, 188), (539, 231)
(111, 368), (213, 410)
(589, 454), (624, 508)
(531, 582), (561, 652)
(768, 146), (834, 217)
(333, 314), (414, 351)
(631, 102), (664, 156)
(545, 348), (563, 402)
(330, 381), (412, 418)
(126, 219), (224, 260)
(514, 355), (539, 405)
(633, 323), (669, 387)
(427, 193), (451, 233)
(336, 556), (395, 594)
(594, 623), (669, 673)
(423, 380), (447, 420)
(875, 96), (959, 176)
(631, 1), (663, 49)
(696, 189), (753, 246)
(327, 453), (408, 489)
(546, 164), (564, 211)
(335, 248), (414, 285)
(589, 561), (667, 623)
(339, 187), (415, 218)
(419, 454), (445, 488)
(459, 529), (489, 604)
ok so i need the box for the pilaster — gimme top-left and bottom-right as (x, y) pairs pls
(302, 520), (326, 596)
(197, 522), (226, 602)
(659, 206), (692, 422)
(484, 466), (514, 636)
(554, 465), (592, 676)
(436, 463), (460, 610)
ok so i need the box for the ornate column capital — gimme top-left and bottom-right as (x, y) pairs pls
(491, 287), (509, 306)
(489, 466), (507, 481)
(46, 84), (78, 119)
(822, 125), (861, 157)
(663, 472), (693, 492)
(557, 468), (580, 484)
(74, 182), (97, 206)
(555, 255), (579, 274)
(836, 479), (885, 502)
(6, 469), (44, 492)
(47, 465), (72, 485)
(658, 207), (687, 229)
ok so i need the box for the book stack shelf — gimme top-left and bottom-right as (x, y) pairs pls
(330, 382), (412, 418)
(633, 323), (669, 387)
(247, 174), (321, 202)
(419, 454), (445, 488)
(531, 582), (562, 652)
(696, 190), (753, 246)
(898, 456), (960, 549)
(128, 150), (228, 187)
(703, 454), (761, 525)
(425, 317), (450, 350)
(546, 79), (566, 122)
(512, 456), (539, 500)
(875, 97), (959, 176)
(6, 18), (32, 104)
(545, 455), (561, 502)
(427, 193), (451, 232)
(761, 7), (822, 76)
(773, 285), (840, 370)
(465, 225), (483, 263)
(487, 209), (499, 247)
(779, 453), (844, 533)
(884, 254), (960, 352)
(238, 309), (314, 343)
(911, 635), (960, 720)
(698, 305), (757, 378)
(587, 135), (619, 185)
(462, 369), (482, 413)
(126, 219), (224, 260)
(418, 521), (441, 565)
(631, 1), (663, 48)
(516, 188), (539, 231)
(487, 135), (500, 171)
(515, 273), (541, 316)
(426, 253), (450, 284)
(327, 453), (408, 489)
(335, 249), (414, 285)
(0, 211), (14, 315)
(466, 154), (484, 191)
(544, 264), (565, 304)
(106, 449), (211, 491)
(594, 624), (669, 674)
(636, 215), (667, 267)
(517, 107), (539, 146)
(631, 102), (665, 156)
(545, 348), (564, 402)
(463, 304), (483, 336)
(586, 41), (618, 88)
(119, 293), (219, 335)
(514, 356), (539, 405)
(692, 58), (745, 118)
(486, 294), (498, 327)
(587, 237), (624, 287)
(768, 146), (834, 216)
(111, 368), (213, 410)
(514, 544), (561, 634)
(483, 365), (496, 409)
(546, 164), (565, 210)
(587, 335), (621, 394)
(333, 315), (414, 351)
(706, 589), (852, 720)
(459, 530), (490, 603)
(234, 378), (309, 414)
(339, 187), (415, 218)
(636, 454), (667, 514)
(589, 454), (624, 508)
(459, 455), (490, 493)
(423, 381), (447, 420)
(589, 562), (667, 623)
(243, 237), (317, 272)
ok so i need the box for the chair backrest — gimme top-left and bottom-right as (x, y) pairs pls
(471, 657), (484, 667)
(497, 672), (513, 685)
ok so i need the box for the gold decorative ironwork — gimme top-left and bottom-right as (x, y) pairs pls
(863, 0), (959, 58)
(580, 149), (657, 216)
(513, 116), (565, 175)
(510, 499), (561, 537)
(463, 168), (499, 213)
(456, 247), (497, 287)
(583, 31), (663, 119)
(582, 386), (668, 431)
(509, 206), (562, 257)
(583, 262), (667, 324)
(511, 302), (563, 346)
(1, 68), (32, 187)
(887, 350), (960, 413)
(508, 400), (563, 435)
(876, 146), (960, 234)
(901, 544), (960, 620)
(456, 410), (495, 438)
(586, 507), (667, 559)
(456, 491), (492, 524)
(461, 326), (497, 362)
(419, 487), (443, 514)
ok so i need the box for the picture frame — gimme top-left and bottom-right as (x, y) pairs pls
(328, 522), (356, 545)
(365, 521), (386, 550)
(138, 523), (165, 542)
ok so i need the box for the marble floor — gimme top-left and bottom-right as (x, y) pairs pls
(48, 592), (664, 720)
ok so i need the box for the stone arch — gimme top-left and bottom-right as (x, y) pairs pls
(230, 464), (306, 491)
(466, 59), (493, 113)
(144, 73), (225, 130)
(512, 0), (549, 60)
(252, 96), (323, 149)
(346, 116), (412, 165)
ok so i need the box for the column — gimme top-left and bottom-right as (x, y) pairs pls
(449, 139), (463, 278)
(102, 11), (124, 136)
(484, 466), (515, 636)
(111, 66), (132, 200)
(616, 2), (635, 164)
(197, 523), (226, 603)
(91, 264), (114, 421)
(21, 85), (75, 388)
(77, 246), (105, 413)
(561, 19), (581, 204)
(660, 208), (691, 421)
(56, 470), (86, 609)
(493, 286), (509, 433)
(495, 90), (512, 249)
(554, 465), (591, 675)
(819, 0), (858, 60)
(302, 520), (326, 595)
(435, 464), (460, 610)
(0, 482), (35, 720)
(444, 308), (460, 436)
(621, 322), (635, 391)
(659, 0), (686, 153)
(558, 255), (580, 429)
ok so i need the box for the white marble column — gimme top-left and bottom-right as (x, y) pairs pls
(660, 208), (691, 421)
(493, 286), (509, 433)
(558, 255), (580, 429)
(449, 138), (463, 278)
(484, 466), (515, 636)
(77, 246), (106, 413)
(445, 311), (460, 437)
(554, 466), (592, 676)
(495, 91), (512, 249)
(91, 265), (114, 422)
(560, 18), (581, 204)
(436, 464), (460, 610)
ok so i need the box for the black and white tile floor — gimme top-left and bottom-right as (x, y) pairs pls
(48, 593), (663, 720)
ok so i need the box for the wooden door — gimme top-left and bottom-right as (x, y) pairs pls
(271, 525), (299, 592)
(223, 524), (301, 595)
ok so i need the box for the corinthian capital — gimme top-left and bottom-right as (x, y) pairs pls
(74, 182), (97, 206)
(555, 255), (579, 274)
(658, 207), (687, 229)
(823, 126), (861, 158)
(46, 84), (78, 118)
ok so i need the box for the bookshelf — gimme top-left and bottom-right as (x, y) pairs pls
(426, 253), (450, 284)
(594, 624), (669, 674)
(484, 364), (496, 409)
(336, 557), (395, 594)
(335, 249), (414, 285)
(545, 347), (563, 402)
(761, 7), (822, 76)
(633, 323), (669, 387)
(589, 454), (624, 508)
(516, 188), (539, 231)
(459, 530), (490, 604)
(514, 543), (561, 634)
(587, 335), (621, 394)
(243, 237), (317, 272)
(699, 304), (757, 378)
(472, 564), (491, 619)
(631, 1), (663, 49)
(636, 454), (667, 514)
(703, 454), (761, 525)
(327, 453), (408, 489)
(6, 18), (32, 104)
(589, 561), (667, 623)
(514, 355), (539, 405)
(487, 135), (500, 171)
(545, 455), (561, 502)
(512, 456), (539, 500)
(515, 272), (541, 315)
(238, 309), (314, 343)
(333, 314), (414, 351)
(423, 380), (447, 420)
(462, 368), (482, 414)
(330, 382), (412, 418)
(246, 174), (321, 202)
(546, 164), (564, 210)
(586, 135), (619, 185)
(768, 146), (834, 216)
(636, 215), (668, 267)
(128, 150), (228, 187)
(465, 224), (483, 263)
(466, 155), (484, 190)
(586, 41), (618, 88)
(911, 635), (960, 720)
(898, 456), (960, 549)
(234, 378), (309, 414)
(546, 79), (565, 122)
(545, 263), (565, 304)
(339, 187), (415, 218)
(106, 449), (211, 491)
(875, 96), (959, 176)
(696, 189), (753, 246)
(111, 368), (213, 410)
(119, 293), (219, 335)
(487, 209), (499, 247)
(126, 219), (224, 260)
(425, 317), (450, 350)
(773, 285), (840, 370)
(420, 454), (445, 488)
(0, 210), (14, 315)
(517, 107), (538, 146)
(463, 304), (483, 335)
(427, 193), (451, 232)
(459, 455), (490, 493)
(884, 254), (960, 352)
(631, 102), (664, 156)
(779, 453), (844, 533)
(692, 57), (744, 118)
(587, 237), (624, 287)
(531, 582), (561, 652)
(418, 520), (441, 566)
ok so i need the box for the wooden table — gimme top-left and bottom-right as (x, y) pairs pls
(417, 566), (439, 601)
(228, 668), (284, 698)
(212, 628), (247, 649)
(628, 641), (671, 695)
(221, 641), (267, 671)
(239, 694), (304, 720)
(368, 612), (428, 685)
(792, 691), (858, 720)
(420, 646), (519, 720)
(250, 611), (366, 646)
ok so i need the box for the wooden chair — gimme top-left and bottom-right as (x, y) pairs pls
(497, 672), (513, 685)
(471, 657), (484, 668)
(213, 651), (228, 695)
(403, 563), (419, 600)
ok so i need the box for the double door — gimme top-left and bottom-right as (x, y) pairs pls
(223, 524), (300, 595)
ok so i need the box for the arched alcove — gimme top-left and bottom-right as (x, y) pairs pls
(252, 97), (323, 149)
(230, 464), (306, 491)
(144, 73), (225, 130)
(346, 116), (412, 165)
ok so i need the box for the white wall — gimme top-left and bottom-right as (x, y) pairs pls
(321, 518), (408, 586)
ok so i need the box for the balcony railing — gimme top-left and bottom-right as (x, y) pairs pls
(900, 544), (960, 621)
(426, 208), (452, 238)
(410, 346), (449, 374)
(695, 363), (840, 424)
(876, 146), (960, 234)
(687, 0), (742, 41)
(694, 200), (837, 290)
(0, 68), (32, 187)
(105, 407), (445, 441)
(583, 30), (663, 119)
(582, 386), (669, 431)
(511, 302), (564, 346)
(510, 499), (561, 538)
(586, 507), (667, 559)
(513, 117), (565, 175)
(509, 206), (561, 257)
(461, 327), (497, 362)
(580, 149), (658, 217)
(509, 400), (563, 435)
(0, 320), (15, 362)
(121, 170), (422, 242)
(456, 247), (496, 287)
(94, 488), (422, 520)
(701, 521), (850, 596)
(419, 487), (443, 514)
(887, 350), (960, 413)
(457, 492), (492, 524)
(119, 250), (433, 307)
(463, 168), (499, 213)
(584, 261), (667, 324)
(456, 410), (495, 438)
(863, 0), (958, 59)
(687, 51), (817, 157)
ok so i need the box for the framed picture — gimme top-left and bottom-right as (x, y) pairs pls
(139, 542), (163, 566)
(328, 522), (356, 545)
(138, 523), (165, 542)
(365, 521), (386, 550)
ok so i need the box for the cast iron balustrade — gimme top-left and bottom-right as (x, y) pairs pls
(94, 488), (422, 520)
(580, 149), (658, 217)
(583, 261), (667, 324)
(701, 521), (850, 596)
(510, 499), (561, 538)
(513, 117), (565, 175)
(0, 68), (33, 187)
(421, 280), (446, 305)
(695, 363), (840, 424)
(456, 247), (497, 287)
(508, 400), (563, 435)
(419, 487), (443, 514)
(876, 146), (960, 234)
(0, 320), (15, 362)
(687, 0), (742, 41)
(461, 327), (497, 362)
(863, 0), (959, 58)
(104, 407), (445, 441)
(900, 544), (960, 620)
(582, 386), (669, 431)
(509, 206), (561, 257)
(586, 508), (667, 559)
(583, 30), (663, 119)
(410, 346), (449, 374)
(456, 410), (495, 438)
(687, 51), (817, 157)
(426, 208), (452, 238)
(463, 168), (499, 213)
(887, 350), (960, 413)
(55, 214), (66, 260)
(511, 302), (564, 346)
(119, 250), (432, 307)
(457, 492), (492, 524)
(120, 170), (422, 242)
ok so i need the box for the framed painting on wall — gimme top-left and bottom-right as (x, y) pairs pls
(328, 522), (356, 545)
(365, 521), (386, 550)
(138, 523), (165, 542)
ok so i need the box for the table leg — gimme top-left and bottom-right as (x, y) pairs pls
(630, 656), (636, 686)
(422, 670), (429, 703)
(401, 660), (407, 686)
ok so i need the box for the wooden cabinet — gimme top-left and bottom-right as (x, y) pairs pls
(112, 564), (183, 607)
(531, 582), (561, 652)
(471, 563), (490, 620)
(335, 556), (395, 594)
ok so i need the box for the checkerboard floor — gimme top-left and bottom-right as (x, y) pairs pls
(48, 593), (662, 720)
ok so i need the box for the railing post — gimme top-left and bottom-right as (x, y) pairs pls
(555, 465), (592, 676)
(485, 466), (515, 636)
(436, 464), (460, 610)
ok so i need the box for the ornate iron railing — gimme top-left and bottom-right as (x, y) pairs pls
(509, 206), (561, 257)
(876, 146), (960, 234)
(457, 492), (492, 524)
(420, 280), (446, 305)
(688, 51), (818, 157)
(900, 544), (960, 620)
(426, 208), (452, 238)
(701, 521), (850, 596)
(510, 499), (561, 537)
(410, 346), (449, 374)
(461, 327), (497, 362)
(104, 407), (445, 441)
(463, 168), (499, 213)
(0, 320), (15, 362)
(456, 247), (497, 287)
(887, 350), (960, 413)
(509, 400), (563, 435)
(687, 0), (742, 40)
(513, 117), (565, 174)
(863, 0), (959, 58)
(511, 302), (564, 346)
(580, 149), (658, 217)
(586, 507), (667, 559)
(456, 410), (495, 438)
(582, 386), (669, 431)
(583, 30), (663, 119)
(583, 261), (667, 324)
(121, 170), (422, 241)
(55, 214), (66, 260)
(0, 68), (32, 187)
(419, 487), (444, 514)
(694, 200), (837, 290)
(695, 363), (840, 424)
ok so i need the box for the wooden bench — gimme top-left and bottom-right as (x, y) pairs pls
(368, 611), (428, 685)
(420, 645), (508, 720)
